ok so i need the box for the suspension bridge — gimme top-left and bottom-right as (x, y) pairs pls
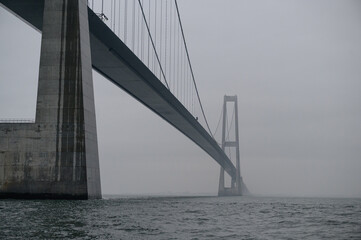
(0, 0), (248, 199)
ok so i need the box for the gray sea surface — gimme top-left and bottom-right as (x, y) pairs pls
(0, 195), (360, 239)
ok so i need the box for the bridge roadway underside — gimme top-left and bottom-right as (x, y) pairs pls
(0, 0), (237, 178)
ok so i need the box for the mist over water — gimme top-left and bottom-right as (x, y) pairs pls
(1, 196), (360, 239)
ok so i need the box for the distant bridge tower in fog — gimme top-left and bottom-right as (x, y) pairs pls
(0, 0), (248, 199)
(218, 95), (248, 196)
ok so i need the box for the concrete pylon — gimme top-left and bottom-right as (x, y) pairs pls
(218, 95), (242, 196)
(0, 0), (101, 199)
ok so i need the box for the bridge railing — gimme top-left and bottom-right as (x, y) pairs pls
(87, 0), (213, 137)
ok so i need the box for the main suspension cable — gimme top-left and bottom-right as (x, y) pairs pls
(138, 0), (170, 90)
(174, 0), (214, 138)
(213, 106), (223, 137)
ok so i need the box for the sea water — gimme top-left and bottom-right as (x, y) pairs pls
(1, 195), (360, 239)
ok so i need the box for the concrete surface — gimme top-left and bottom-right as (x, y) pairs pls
(0, 0), (101, 199)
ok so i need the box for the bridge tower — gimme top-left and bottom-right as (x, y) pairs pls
(0, 0), (101, 199)
(218, 95), (242, 196)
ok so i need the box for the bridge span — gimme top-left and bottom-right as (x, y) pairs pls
(0, 0), (244, 199)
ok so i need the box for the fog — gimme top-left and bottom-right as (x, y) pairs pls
(0, 0), (360, 197)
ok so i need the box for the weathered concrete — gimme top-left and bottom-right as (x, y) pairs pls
(0, 0), (101, 199)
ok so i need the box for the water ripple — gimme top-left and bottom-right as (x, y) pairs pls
(1, 196), (361, 239)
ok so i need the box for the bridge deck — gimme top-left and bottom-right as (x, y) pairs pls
(0, 0), (237, 178)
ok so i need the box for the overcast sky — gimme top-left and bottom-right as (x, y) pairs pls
(0, 0), (360, 197)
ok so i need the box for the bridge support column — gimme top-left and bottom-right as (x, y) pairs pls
(218, 95), (242, 196)
(0, 0), (101, 199)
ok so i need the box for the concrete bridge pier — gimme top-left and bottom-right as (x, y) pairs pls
(0, 0), (101, 199)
